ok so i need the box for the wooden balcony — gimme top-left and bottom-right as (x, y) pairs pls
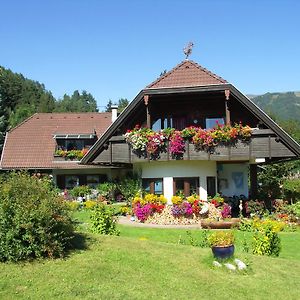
(92, 129), (295, 165)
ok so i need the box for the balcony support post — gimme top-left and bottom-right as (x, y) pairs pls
(249, 164), (258, 199)
(144, 95), (151, 128)
(225, 89), (231, 126)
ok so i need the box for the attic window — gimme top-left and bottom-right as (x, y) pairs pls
(53, 134), (96, 139)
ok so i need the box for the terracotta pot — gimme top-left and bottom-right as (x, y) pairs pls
(212, 245), (235, 259)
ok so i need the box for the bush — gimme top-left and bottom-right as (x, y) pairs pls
(118, 176), (142, 204)
(286, 201), (300, 220)
(66, 200), (81, 211)
(84, 200), (97, 210)
(0, 172), (75, 262)
(90, 204), (120, 235)
(70, 185), (91, 199)
(97, 182), (117, 202)
(239, 217), (286, 233)
(252, 225), (281, 256)
(283, 178), (300, 203)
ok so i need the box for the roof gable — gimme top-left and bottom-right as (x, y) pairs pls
(81, 85), (300, 164)
(146, 60), (227, 89)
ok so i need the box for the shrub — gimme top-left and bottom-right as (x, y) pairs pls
(84, 200), (97, 210)
(97, 182), (117, 201)
(118, 177), (142, 204)
(239, 217), (286, 233)
(0, 172), (75, 262)
(283, 178), (300, 203)
(90, 204), (120, 235)
(119, 205), (132, 216)
(252, 225), (281, 256)
(70, 185), (91, 199)
(66, 200), (81, 211)
(286, 201), (300, 220)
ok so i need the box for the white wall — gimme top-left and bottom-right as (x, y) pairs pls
(134, 161), (217, 202)
(217, 163), (249, 197)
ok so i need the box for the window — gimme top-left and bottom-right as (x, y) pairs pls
(142, 178), (163, 195)
(205, 118), (224, 129)
(173, 177), (199, 197)
(56, 138), (95, 151)
(87, 175), (100, 188)
(152, 117), (173, 131)
(207, 176), (216, 197)
(152, 116), (189, 131)
(65, 175), (79, 189)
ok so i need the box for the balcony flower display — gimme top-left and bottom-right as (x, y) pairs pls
(55, 148), (88, 160)
(169, 130), (185, 159)
(124, 123), (252, 160)
(125, 125), (166, 159)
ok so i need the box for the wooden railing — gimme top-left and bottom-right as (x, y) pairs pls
(92, 129), (295, 165)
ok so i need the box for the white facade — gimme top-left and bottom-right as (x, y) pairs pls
(134, 160), (217, 202)
(217, 163), (249, 197)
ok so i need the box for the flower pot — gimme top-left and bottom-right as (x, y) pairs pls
(212, 245), (235, 259)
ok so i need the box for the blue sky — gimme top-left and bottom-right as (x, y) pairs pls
(1, 0), (299, 109)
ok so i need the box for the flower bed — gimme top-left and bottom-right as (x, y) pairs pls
(132, 193), (222, 225)
(124, 123), (252, 160)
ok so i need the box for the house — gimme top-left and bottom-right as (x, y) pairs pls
(80, 60), (300, 202)
(0, 112), (125, 189)
(1, 59), (299, 201)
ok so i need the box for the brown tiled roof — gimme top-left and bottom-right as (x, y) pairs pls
(0, 113), (112, 169)
(146, 60), (227, 89)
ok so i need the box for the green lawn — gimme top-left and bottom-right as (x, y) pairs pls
(0, 210), (299, 300)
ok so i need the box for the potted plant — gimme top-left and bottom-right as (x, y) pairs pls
(208, 230), (235, 259)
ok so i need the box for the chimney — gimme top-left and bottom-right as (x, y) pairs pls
(111, 105), (118, 122)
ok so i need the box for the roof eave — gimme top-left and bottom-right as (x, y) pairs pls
(81, 90), (145, 164)
(144, 83), (231, 95)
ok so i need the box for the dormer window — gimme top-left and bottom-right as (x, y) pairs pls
(53, 133), (97, 151)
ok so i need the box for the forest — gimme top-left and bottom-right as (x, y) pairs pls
(0, 66), (128, 153)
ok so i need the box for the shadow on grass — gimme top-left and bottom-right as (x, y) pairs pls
(66, 232), (94, 257)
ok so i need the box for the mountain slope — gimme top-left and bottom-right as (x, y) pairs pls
(252, 92), (300, 120)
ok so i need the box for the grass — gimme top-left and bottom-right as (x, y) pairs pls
(0, 210), (299, 299)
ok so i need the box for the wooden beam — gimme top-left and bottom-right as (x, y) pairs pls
(144, 95), (151, 128)
(225, 89), (231, 125)
(249, 164), (258, 199)
(128, 144), (132, 164)
(109, 142), (113, 164)
(268, 135), (272, 159)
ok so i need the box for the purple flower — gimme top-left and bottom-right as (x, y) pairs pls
(134, 203), (153, 222)
(221, 204), (231, 218)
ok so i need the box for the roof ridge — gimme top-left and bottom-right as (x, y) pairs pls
(7, 111), (111, 133)
(146, 61), (187, 88)
(35, 112), (111, 115)
(146, 60), (227, 89)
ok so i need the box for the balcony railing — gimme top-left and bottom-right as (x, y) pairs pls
(92, 129), (295, 165)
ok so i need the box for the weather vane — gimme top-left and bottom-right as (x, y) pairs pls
(183, 42), (194, 60)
